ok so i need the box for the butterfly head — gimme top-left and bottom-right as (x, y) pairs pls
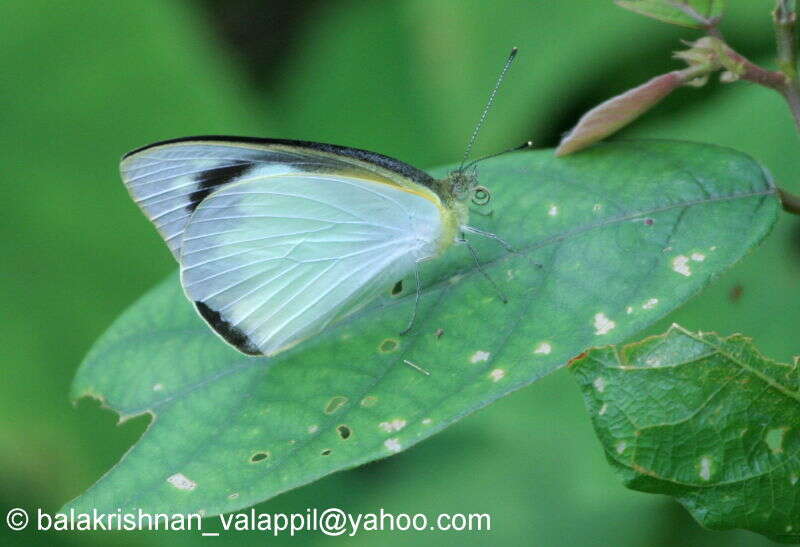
(447, 167), (491, 206)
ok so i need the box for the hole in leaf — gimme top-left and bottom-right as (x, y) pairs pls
(379, 338), (399, 353)
(325, 396), (348, 414)
(337, 425), (351, 440)
(321, 449), (332, 456)
(391, 280), (403, 295)
(644, 218), (654, 226)
(250, 451), (270, 463)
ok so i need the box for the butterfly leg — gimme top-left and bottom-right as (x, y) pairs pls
(462, 225), (516, 253)
(399, 255), (438, 336)
(458, 237), (509, 304)
(462, 225), (543, 269)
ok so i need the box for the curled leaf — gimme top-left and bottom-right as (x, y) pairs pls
(570, 325), (800, 543)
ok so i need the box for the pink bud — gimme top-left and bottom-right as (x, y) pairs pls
(555, 71), (684, 156)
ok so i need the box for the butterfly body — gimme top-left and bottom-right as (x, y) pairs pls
(121, 137), (476, 356)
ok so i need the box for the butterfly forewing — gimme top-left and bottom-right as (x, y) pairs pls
(120, 139), (434, 259)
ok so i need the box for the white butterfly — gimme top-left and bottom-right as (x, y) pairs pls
(120, 49), (524, 357)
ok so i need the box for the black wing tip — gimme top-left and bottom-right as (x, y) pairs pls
(194, 301), (262, 356)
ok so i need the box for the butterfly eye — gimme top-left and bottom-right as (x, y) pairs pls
(471, 186), (491, 206)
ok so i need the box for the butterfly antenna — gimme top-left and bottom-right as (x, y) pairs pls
(458, 47), (519, 172)
(464, 140), (533, 171)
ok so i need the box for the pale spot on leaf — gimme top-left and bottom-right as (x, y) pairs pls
(626, 306), (634, 315)
(152, 383), (164, 392)
(790, 474), (798, 485)
(548, 205), (559, 217)
(699, 456), (712, 481)
(671, 255), (692, 276)
(766, 427), (787, 454)
(593, 377), (606, 393)
(379, 419), (407, 433)
(449, 274), (464, 285)
(533, 342), (552, 355)
(308, 424), (319, 434)
(642, 298), (659, 310)
(691, 252), (706, 262)
(489, 369), (505, 382)
(228, 493), (239, 500)
(167, 473), (196, 491)
(593, 313), (616, 335)
(599, 403), (608, 416)
(615, 441), (626, 454)
(384, 438), (402, 452)
(421, 418), (432, 425)
(470, 350), (491, 364)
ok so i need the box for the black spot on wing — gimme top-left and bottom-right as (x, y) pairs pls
(187, 163), (253, 213)
(194, 301), (262, 355)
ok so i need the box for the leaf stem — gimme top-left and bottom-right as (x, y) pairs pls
(779, 187), (800, 215)
(665, 0), (717, 28)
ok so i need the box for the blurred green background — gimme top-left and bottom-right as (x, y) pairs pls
(2, 1), (798, 545)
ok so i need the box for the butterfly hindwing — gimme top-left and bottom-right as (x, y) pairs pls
(179, 172), (445, 356)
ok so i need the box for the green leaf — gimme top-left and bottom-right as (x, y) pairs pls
(615, 0), (725, 28)
(570, 325), (800, 543)
(64, 140), (778, 516)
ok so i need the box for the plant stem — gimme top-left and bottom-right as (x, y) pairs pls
(712, 3), (800, 214)
(773, 0), (800, 132)
(707, 8), (800, 131)
(774, 0), (798, 80)
(718, 44), (788, 91)
(779, 188), (800, 215)
(780, 86), (800, 132)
